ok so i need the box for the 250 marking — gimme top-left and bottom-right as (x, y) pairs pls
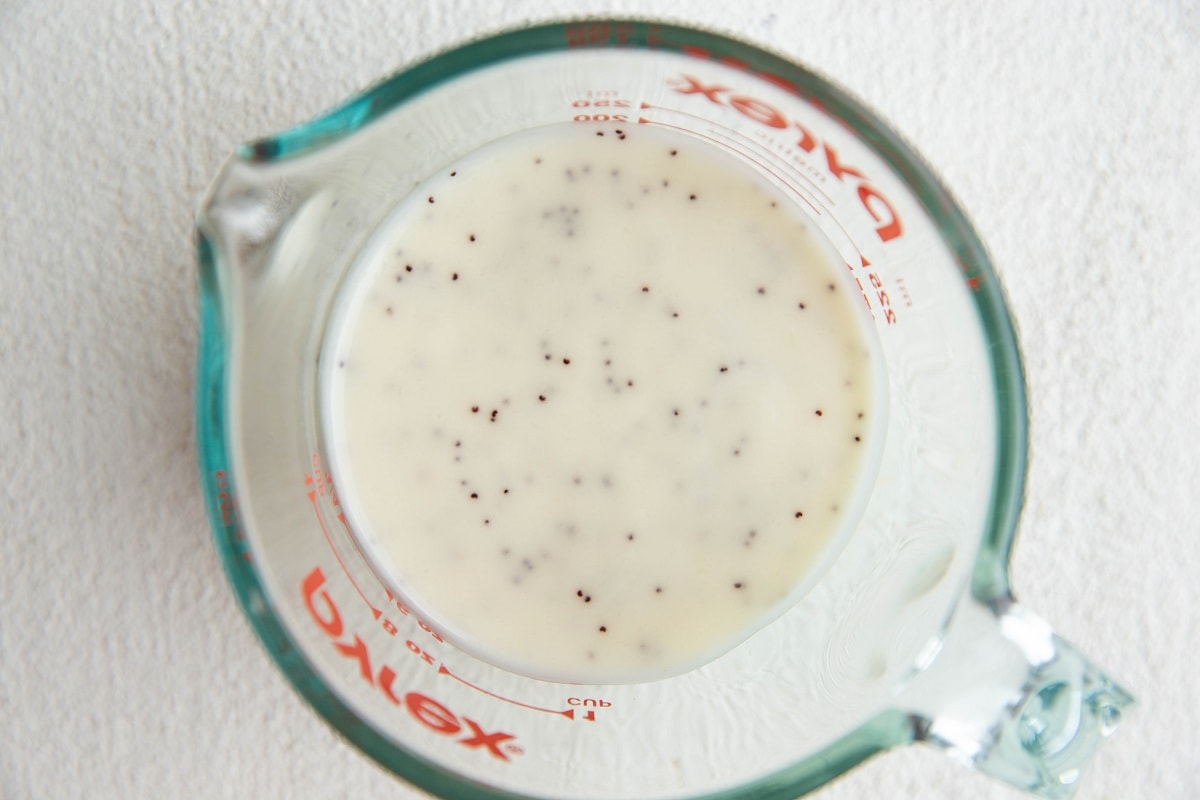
(572, 98), (631, 123)
(572, 99), (631, 108)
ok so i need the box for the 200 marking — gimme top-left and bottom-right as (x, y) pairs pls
(573, 113), (628, 122)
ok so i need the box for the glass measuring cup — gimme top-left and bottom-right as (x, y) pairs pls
(194, 19), (1132, 800)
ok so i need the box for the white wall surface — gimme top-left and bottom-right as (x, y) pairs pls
(2, 1), (1196, 798)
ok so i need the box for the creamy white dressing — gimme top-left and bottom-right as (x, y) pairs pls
(322, 122), (883, 683)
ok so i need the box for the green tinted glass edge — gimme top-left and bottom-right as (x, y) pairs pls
(196, 18), (1027, 800)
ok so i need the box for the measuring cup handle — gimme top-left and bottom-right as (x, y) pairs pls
(896, 596), (1133, 798)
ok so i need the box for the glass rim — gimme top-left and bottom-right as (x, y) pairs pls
(195, 18), (1028, 800)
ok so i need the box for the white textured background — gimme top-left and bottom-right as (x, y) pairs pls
(2, 1), (1197, 798)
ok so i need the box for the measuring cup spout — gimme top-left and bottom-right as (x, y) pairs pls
(196, 156), (307, 284)
(895, 596), (1133, 798)
(196, 140), (382, 323)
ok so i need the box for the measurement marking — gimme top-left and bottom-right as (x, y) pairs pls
(333, 510), (389, 620)
(306, 481), (383, 620)
(705, 128), (835, 205)
(213, 471), (252, 562)
(438, 664), (577, 720)
(698, 124), (829, 209)
(722, 139), (871, 274)
(638, 103), (833, 203)
(638, 117), (822, 218)
(813, 193), (866, 268)
(852, 270), (873, 317)
(639, 115), (863, 262)
(639, 114), (885, 319)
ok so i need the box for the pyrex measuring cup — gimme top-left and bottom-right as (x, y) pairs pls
(195, 19), (1132, 800)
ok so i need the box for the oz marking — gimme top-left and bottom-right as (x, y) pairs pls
(406, 639), (437, 666)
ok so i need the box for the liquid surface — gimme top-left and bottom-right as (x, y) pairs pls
(323, 123), (882, 683)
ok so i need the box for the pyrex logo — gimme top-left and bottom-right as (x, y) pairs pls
(301, 567), (520, 761)
(670, 74), (904, 243)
